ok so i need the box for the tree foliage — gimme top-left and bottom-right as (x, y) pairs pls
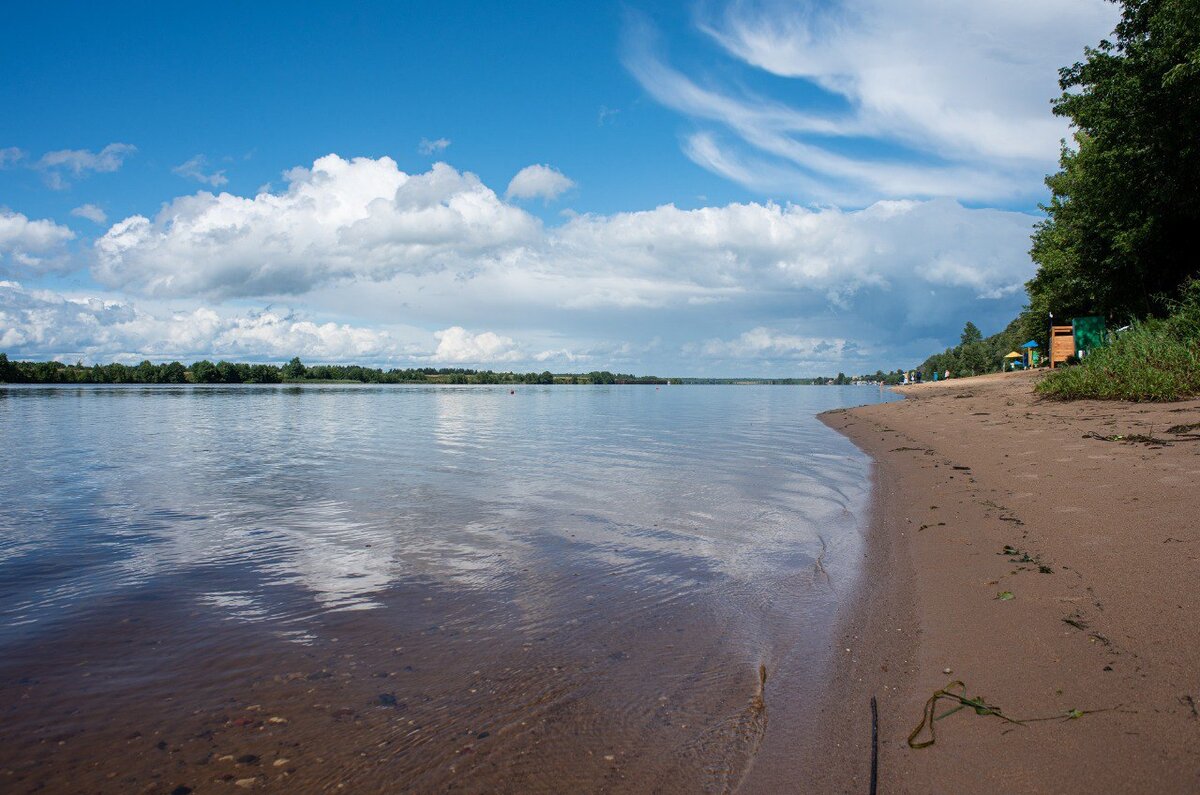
(919, 319), (1025, 379)
(1027, 0), (1200, 331)
(0, 357), (673, 385)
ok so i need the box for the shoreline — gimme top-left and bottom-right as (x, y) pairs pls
(785, 370), (1200, 793)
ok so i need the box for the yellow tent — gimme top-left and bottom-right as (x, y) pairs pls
(1003, 351), (1023, 370)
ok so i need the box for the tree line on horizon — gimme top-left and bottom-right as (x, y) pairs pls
(0, 353), (912, 387)
(0, 354), (674, 386)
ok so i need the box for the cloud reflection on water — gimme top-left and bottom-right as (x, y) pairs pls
(0, 384), (897, 645)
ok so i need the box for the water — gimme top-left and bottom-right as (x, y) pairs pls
(0, 383), (896, 793)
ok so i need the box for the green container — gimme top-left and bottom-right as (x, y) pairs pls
(1072, 316), (1106, 357)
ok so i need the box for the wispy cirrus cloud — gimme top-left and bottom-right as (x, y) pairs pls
(71, 203), (108, 224)
(418, 137), (451, 155)
(0, 147), (25, 169)
(172, 154), (228, 187)
(622, 1), (1118, 204)
(35, 143), (137, 189)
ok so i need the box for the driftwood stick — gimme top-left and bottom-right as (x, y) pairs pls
(870, 695), (879, 795)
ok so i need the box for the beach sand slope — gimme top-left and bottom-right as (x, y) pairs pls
(790, 371), (1200, 793)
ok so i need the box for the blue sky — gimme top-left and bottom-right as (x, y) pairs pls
(1, 0), (1119, 375)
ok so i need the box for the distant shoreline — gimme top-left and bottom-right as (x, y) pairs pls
(0, 379), (890, 387)
(0, 353), (906, 387)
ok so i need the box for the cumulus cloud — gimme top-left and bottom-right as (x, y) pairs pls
(63, 152), (1044, 372)
(0, 281), (594, 368)
(623, 2), (1117, 202)
(0, 209), (75, 275)
(433, 326), (523, 363)
(418, 137), (451, 155)
(551, 197), (1034, 306)
(90, 154), (1035, 316)
(94, 155), (541, 298)
(36, 143), (136, 189)
(697, 327), (853, 361)
(505, 164), (575, 201)
(71, 203), (108, 224)
(172, 154), (228, 187)
(0, 281), (409, 362)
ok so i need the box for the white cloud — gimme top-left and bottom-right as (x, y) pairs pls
(0, 147), (25, 168)
(551, 196), (1033, 306)
(623, 2), (1118, 202)
(90, 154), (1035, 315)
(505, 164), (575, 201)
(56, 152), (1043, 372)
(36, 143), (136, 189)
(433, 326), (523, 363)
(172, 154), (228, 187)
(418, 137), (451, 155)
(0, 209), (75, 275)
(0, 281), (597, 368)
(0, 281), (412, 362)
(71, 203), (108, 224)
(698, 327), (851, 360)
(95, 155), (541, 298)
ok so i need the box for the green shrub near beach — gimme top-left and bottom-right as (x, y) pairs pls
(1036, 282), (1200, 401)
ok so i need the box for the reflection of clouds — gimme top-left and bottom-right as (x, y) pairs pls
(0, 385), (890, 643)
(433, 386), (506, 458)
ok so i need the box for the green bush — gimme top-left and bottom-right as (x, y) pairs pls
(1037, 324), (1199, 401)
(1036, 283), (1200, 401)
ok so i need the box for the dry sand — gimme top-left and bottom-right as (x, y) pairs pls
(772, 370), (1200, 793)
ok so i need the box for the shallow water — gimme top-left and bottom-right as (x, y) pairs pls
(0, 383), (896, 792)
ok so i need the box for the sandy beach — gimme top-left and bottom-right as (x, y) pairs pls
(794, 371), (1200, 793)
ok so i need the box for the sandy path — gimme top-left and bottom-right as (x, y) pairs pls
(765, 371), (1200, 793)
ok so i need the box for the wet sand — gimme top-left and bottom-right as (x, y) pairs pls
(794, 371), (1200, 793)
(0, 568), (777, 793)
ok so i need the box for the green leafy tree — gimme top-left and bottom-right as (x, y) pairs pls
(0, 353), (20, 382)
(281, 356), (307, 380)
(190, 360), (221, 383)
(1028, 0), (1200, 327)
(162, 361), (188, 383)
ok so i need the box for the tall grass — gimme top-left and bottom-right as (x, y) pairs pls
(1036, 282), (1200, 401)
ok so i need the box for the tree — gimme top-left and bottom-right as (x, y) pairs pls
(281, 356), (307, 380)
(216, 361), (243, 383)
(1028, 0), (1200, 326)
(190, 360), (221, 383)
(162, 361), (188, 383)
(960, 322), (983, 346)
(0, 353), (20, 382)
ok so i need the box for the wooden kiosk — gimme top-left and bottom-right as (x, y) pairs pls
(1049, 325), (1075, 368)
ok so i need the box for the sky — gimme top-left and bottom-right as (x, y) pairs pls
(0, 0), (1120, 376)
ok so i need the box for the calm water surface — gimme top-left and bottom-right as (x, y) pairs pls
(0, 384), (896, 793)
